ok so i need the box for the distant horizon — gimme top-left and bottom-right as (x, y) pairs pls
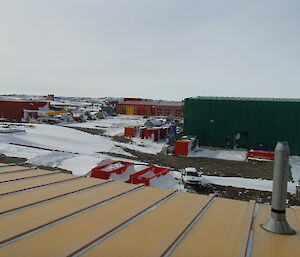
(0, 93), (182, 102)
(3, 93), (300, 103)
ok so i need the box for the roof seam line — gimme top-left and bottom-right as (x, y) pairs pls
(0, 163), (16, 167)
(0, 175), (83, 197)
(0, 172), (60, 184)
(162, 196), (216, 257)
(0, 184), (145, 246)
(0, 179), (113, 216)
(245, 203), (260, 257)
(71, 190), (178, 257)
(0, 167), (36, 175)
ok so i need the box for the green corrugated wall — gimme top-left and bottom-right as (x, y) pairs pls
(184, 97), (300, 154)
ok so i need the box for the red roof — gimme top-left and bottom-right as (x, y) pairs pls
(118, 101), (183, 107)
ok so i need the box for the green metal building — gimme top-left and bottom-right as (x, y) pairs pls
(184, 96), (300, 154)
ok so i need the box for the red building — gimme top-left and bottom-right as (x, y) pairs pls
(0, 100), (49, 121)
(123, 98), (144, 102)
(116, 100), (184, 117)
(46, 94), (55, 101)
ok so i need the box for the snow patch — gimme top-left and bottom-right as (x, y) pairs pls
(116, 138), (166, 155)
(202, 175), (297, 194)
(58, 155), (103, 175)
(102, 162), (125, 172)
(110, 166), (138, 182)
(150, 173), (183, 190)
(189, 147), (247, 161)
(289, 156), (300, 183)
(29, 152), (75, 167)
(0, 143), (51, 159)
(68, 115), (148, 137)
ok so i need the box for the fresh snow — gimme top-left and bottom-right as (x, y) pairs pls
(289, 156), (300, 183)
(57, 155), (103, 175)
(170, 171), (297, 193)
(202, 175), (297, 194)
(102, 162), (125, 172)
(150, 173), (184, 190)
(0, 142), (52, 159)
(0, 123), (129, 155)
(68, 115), (148, 137)
(0, 123), (136, 175)
(115, 138), (167, 155)
(189, 147), (247, 161)
(29, 152), (75, 168)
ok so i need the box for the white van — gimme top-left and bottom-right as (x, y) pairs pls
(181, 167), (202, 186)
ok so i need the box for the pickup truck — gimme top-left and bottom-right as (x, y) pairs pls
(181, 167), (202, 186)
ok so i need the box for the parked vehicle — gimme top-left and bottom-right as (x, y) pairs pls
(181, 167), (202, 186)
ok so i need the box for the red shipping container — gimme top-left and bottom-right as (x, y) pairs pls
(144, 128), (160, 141)
(160, 128), (167, 139)
(129, 166), (170, 186)
(124, 127), (136, 138)
(175, 140), (191, 156)
(91, 160), (134, 179)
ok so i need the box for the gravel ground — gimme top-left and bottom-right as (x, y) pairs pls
(74, 128), (278, 181)
(122, 148), (280, 181)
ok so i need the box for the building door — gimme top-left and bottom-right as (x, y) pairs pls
(233, 131), (249, 149)
(125, 106), (135, 115)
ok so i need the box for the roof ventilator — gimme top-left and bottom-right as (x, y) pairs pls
(261, 142), (295, 235)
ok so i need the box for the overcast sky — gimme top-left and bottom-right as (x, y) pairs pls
(0, 0), (299, 100)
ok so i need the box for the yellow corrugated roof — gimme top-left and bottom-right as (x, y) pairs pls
(0, 163), (299, 257)
(0, 165), (32, 173)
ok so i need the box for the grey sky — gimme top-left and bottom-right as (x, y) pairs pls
(0, 0), (299, 100)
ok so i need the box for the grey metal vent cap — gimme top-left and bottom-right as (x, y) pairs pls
(261, 215), (295, 235)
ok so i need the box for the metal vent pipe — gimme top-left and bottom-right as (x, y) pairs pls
(261, 142), (295, 235)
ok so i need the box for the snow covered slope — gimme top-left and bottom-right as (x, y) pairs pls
(0, 124), (124, 155)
